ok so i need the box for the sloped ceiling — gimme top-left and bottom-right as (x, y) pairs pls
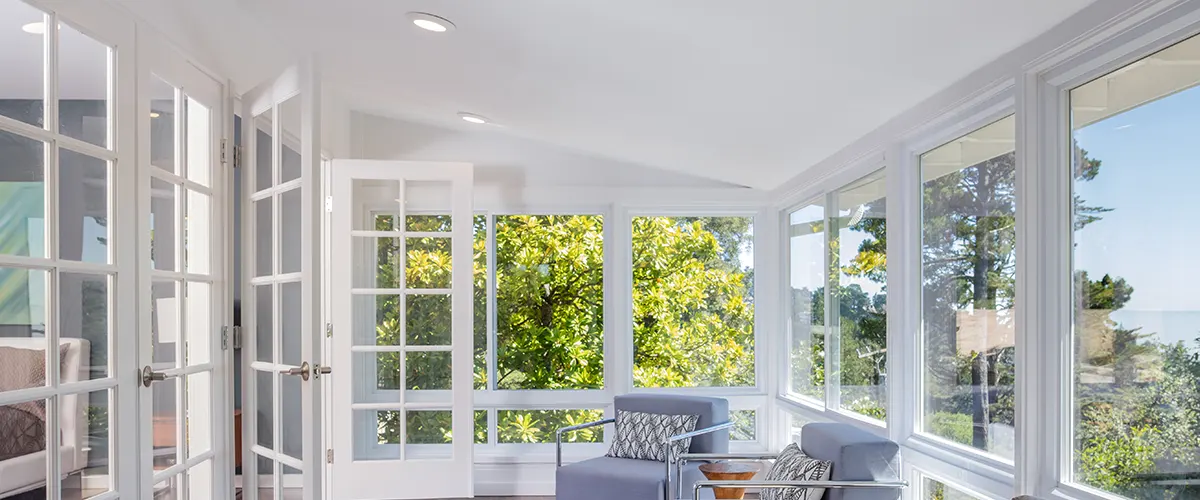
(353, 112), (744, 188)
(120, 0), (1098, 190)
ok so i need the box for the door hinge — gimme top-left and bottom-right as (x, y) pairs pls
(232, 325), (243, 349)
(326, 448), (334, 464)
(221, 326), (229, 350)
(325, 323), (333, 338)
(233, 145), (243, 168)
(325, 195), (333, 212)
(220, 138), (228, 165)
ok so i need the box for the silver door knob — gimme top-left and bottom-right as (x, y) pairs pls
(141, 366), (177, 387)
(280, 361), (311, 381)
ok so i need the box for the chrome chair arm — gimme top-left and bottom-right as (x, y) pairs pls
(663, 421), (735, 500)
(678, 452), (779, 462)
(693, 479), (908, 500)
(554, 418), (615, 468)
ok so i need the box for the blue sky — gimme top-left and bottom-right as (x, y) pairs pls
(1074, 84), (1200, 345)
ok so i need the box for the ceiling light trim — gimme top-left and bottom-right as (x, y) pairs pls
(458, 112), (492, 125)
(406, 12), (456, 33)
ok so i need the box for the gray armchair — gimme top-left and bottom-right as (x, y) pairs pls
(684, 422), (906, 500)
(555, 394), (732, 500)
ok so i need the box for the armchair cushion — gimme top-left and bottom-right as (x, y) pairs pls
(607, 410), (699, 462)
(800, 423), (900, 500)
(556, 456), (714, 500)
(762, 443), (832, 500)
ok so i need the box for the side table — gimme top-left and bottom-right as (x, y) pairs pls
(698, 462), (760, 499)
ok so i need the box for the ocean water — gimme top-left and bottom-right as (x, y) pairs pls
(1106, 309), (1200, 348)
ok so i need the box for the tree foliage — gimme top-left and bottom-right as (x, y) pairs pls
(632, 216), (755, 388)
(375, 213), (756, 445)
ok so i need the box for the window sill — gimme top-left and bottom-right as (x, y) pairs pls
(1052, 481), (1141, 500)
(901, 434), (1015, 484)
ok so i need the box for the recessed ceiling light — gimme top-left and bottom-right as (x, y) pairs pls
(458, 112), (490, 125)
(22, 22), (44, 34)
(406, 12), (455, 33)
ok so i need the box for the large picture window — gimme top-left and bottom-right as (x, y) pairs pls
(1069, 32), (1200, 498)
(919, 116), (1016, 460)
(494, 215), (605, 390)
(631, 216), (755, 388)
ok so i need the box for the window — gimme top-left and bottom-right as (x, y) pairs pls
(493, 215), (604, 390)
(832, 171), (888, 420)
(920, 475), (988, 500)
(631, 216), (755, 388)
(784, 169), (887, 422)
(731, 410), (756, 441)
(788, 204), (826, 400)
(1069, 32), (1200, 498)
(919, 116), (1016, 459)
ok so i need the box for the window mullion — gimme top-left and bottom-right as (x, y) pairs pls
(486, 213), (496, 393)
(824, 191), (841, 411)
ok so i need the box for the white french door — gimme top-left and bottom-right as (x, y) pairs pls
(240, 62), (323, 500)
(328, 161), (475, 500)
(0, 2), (137, 498)
(137, 38), (230, 499)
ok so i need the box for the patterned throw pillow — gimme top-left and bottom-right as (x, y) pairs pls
(0, 405), (46, 462)
(0, 346), (60, 461)
(762, 443), (833, 500)
(605, 410), (699, 462)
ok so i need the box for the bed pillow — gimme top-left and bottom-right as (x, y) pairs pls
(605, 410), (699, 462)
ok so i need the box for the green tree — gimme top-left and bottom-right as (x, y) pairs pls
(632, 217), (755, 388)
(494, 215), (605, 390)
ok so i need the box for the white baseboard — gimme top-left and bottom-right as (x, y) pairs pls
(475, 462), (558, 496)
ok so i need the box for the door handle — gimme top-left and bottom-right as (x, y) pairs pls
(141, 366), (178, 387)
(280, 361), (311, 381)
(313, 364), (332, 379)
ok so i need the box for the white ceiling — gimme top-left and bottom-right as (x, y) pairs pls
(0, 0), (111, 99)
(231, 0), (1096, 190)
(12, 0), (1102, 190)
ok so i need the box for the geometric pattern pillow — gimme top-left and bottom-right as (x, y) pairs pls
(761, 443), (833, 500)
(0, 405), (46, 462)
(605, 410), (699, 462)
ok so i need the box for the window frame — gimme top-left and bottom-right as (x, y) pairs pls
(621, 205), (775, 452)
(904, 99), (1018, 471)
(625, 209), (762, 393)
(394, 195), (777, 457)
(777, 162), (892, 432)
(1028, 6), (1200, 499)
